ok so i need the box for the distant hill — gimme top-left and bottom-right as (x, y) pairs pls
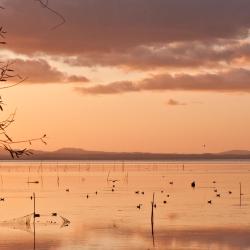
(0, 147), (250, 160)
(219, 150), (250, 155)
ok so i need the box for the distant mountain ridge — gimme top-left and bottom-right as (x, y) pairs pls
(0, 148), (250, 160)
(219, 150), (250, 155)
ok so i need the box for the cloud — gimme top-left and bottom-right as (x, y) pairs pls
(64, 41), (250, 69)
(9, 59), (89, 84)
(75, 68), (250, 94)
(2, 0), (250, 56)
(167, 99), (186, 106)
(2, 0), (250, 91)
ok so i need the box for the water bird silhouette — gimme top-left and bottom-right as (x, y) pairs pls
(208, 200), (212, 204)
(108, 179), (119, 183)
(191, 181), (196, 188)
(27, 181), (39, 184)
(136, 204), (142, 209)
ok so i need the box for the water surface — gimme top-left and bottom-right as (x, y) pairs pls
(0, 161), (249, 249)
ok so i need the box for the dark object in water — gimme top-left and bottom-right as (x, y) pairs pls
(86, 194), (89, 199)
(229, 191), (232, 194)
(141, 191), (144, 195)
(163, 200), (167, 204)
(212, 181), (216, 184)
(153, 204), (157, 208)
(52, 213), (57, 217)
(111, 189), (114, 192)
(108, 179), (119, 183)
(167, 194), (170, 197)
(161, 190), (164, 193)
(216, 194), (221, 197)
(0, 198), (4, 201)
(214, 189), (218, 193)
(208, 200), (212, 204)
(135, 191), (139, 194)
(169, 181), (173, 185)
(65, 189), (69, 192)
(95, 191), (98, 195)
(27, 181), (39, 184)
(34, 213), (40, 218)
(191, 181), (196, 188)
(136, 204), (142, 209)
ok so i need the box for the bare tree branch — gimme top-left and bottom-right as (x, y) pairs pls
(0, 4), (48, 158)
(35, 0), (66, 30)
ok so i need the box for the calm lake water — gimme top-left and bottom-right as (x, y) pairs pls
(0, 160), (249, 250)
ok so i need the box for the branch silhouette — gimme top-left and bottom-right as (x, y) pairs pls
(36, 0), (66, 30)
(0, 5), (47, 158)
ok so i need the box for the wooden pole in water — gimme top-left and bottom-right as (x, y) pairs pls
(33, 192), (36, 250)
(33, 192), (36, 217)
(151, 192), (155, 247)
(240, 182), (242, 207)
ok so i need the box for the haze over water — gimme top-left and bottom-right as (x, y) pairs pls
(0, 161), (249, 249)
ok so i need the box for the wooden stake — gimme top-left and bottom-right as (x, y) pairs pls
(240, 182), (242, 207)
(33, 192), (36, 250)
(151, 192), (155, 246)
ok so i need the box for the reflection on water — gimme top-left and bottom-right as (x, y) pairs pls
(0, 161), (249, 249)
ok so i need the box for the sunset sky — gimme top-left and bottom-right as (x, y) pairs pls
(1, 0), (250, 153)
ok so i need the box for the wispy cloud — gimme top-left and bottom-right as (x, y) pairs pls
(75, 68), (250, 94)
(10, 59), (89, 84)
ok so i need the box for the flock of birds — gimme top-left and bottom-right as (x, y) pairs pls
(61, 176), (237, 210)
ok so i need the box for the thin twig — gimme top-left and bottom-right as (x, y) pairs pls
(36, 0), (65, 29)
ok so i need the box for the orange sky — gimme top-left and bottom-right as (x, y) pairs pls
(1, 0), (250, 153)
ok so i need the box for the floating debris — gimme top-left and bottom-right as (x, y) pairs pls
(0, 213), (70, 232)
